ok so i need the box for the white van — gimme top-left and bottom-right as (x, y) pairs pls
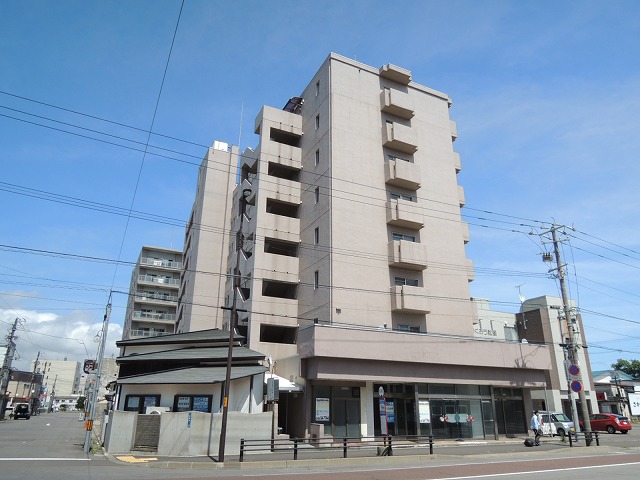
(539, 411), (574, 437)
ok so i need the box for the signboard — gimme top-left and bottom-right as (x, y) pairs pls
(419, 400), (431, 424)
(379, 398), (388, 435)
(386, 401), (395, 423)
(315, 398), (330, 421)
(177, 396), (191, 411)
(83, 359), (96, 374)
(193, 396), (209, 412)
(629, 393), (640, 416)
(570, 380), (583, 393)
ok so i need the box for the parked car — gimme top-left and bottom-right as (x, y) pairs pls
(539, 411), (575, 437)
(13, 403), (31, 420)
(580, 413), (632, 434)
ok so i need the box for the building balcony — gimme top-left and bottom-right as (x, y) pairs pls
(461, 221), (470, 244)
(134, 292), (178, 305)
(384, 158), (421, 190)
(453, 151), (461, 173)
(256, 141), (302, 171)
(458, 185), (466, 207)
(260, 212), (301, 243)
(132, 311), (176, 322)
(450, 120), (458, 141)
(129, 329), (170, 339)
(138, 275), (180, 288)
(466, 258), (475, 282)
(262, 176), (301, 206)
(379, 64), (412, 85)
(382, 123), (418, 154)
(390, 285), (430, 313)
(386, 199), (424, 229)
(388, 240), (428, 271)
(139, 257), (182, 270)
(380, 89), (414, 119)
(258, 253), (299, 284)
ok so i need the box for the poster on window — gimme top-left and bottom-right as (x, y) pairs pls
(144, 396), (157, 408)
(127, 396), (140, 410)
(177, 396), (191, 411)
(315, 397), (330, 421)
(193, 396), (209, 412)
(419, 400), (431, 423)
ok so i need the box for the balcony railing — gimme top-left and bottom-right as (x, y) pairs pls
(138, 274), (180, 286)
(132, 311), (176, 321)
(135, 293), (178, 303)
(139, 257), (182, 269)
(129, 329), (169, 338)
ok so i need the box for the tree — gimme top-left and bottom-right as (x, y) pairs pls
(611, 359), (640, 379)
(76, 396), (85, 410)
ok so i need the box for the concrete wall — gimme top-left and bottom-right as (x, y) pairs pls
(105, 410), (272, 457)
(104, 410), (136, 454)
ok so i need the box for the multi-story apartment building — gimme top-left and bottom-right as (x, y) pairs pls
(122, 246), (183, 340)
(176, 141), (237, 333)
(182, 53), (551, 440)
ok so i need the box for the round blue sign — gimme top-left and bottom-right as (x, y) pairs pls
(570, 380), (583, 393)
(568, 364), (580, 376)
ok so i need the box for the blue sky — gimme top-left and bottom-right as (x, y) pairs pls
(1, 1), (639, 373)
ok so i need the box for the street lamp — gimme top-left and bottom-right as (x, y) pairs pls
(218, 188), (252, 462)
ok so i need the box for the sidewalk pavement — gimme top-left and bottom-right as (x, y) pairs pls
(102, 435), (627, 471)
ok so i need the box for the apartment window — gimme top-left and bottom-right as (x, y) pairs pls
(314, 270), (319, 289)
(315, 149), (320, 166)
(314, 226), (319, 245)
(390, 192), (414, 202)
(392, 232), (416, 242)
(394, 277), (419, 287)
(315, 80), (320, 96)
(315, 114), (320, 130)
(315, 186), (320, 204)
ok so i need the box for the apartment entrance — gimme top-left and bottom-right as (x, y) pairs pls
(333, 398), (360, 438)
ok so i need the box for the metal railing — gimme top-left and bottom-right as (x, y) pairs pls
(133, 311), (176, 321)
(138, 275), (180, 286)
(139, 257), (182, 269)
(239, 435), (433, 462)
(568, 431), (600, 447)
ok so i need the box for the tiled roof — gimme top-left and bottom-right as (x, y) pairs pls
(116, 365), (267, 385)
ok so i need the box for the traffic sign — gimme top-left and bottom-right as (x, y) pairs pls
(570, 380), (583, 393)
(568, 364), (580, 376)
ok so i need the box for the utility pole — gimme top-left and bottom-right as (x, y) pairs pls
(83, 302), (111, 453)
(218, 187), (251, 462)
(48, 374), (58, 413)
(0, 318), (20, 420)
(541, 224), (593, 444)
(29, 351), (41, 415)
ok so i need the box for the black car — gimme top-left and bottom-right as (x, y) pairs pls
(13, 403), (30, 420)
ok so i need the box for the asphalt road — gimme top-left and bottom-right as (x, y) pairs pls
(2, 412), (640, 480)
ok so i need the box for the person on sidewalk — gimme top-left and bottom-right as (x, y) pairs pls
(530, 410), (542, 446)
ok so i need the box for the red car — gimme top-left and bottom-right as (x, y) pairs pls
(581, 413), (632, 434)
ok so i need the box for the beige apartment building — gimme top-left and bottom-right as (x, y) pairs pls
(122, 246), (183, 340)
(181, 53), (553, 440)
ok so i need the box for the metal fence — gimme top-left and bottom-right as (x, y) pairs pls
(239, 435), (434, 462)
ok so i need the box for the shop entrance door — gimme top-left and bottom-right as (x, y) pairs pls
(333, 398), (360, 438)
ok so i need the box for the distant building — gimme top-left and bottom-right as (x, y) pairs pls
(122, 246), (183, 340)
(517, 295), (596, 414)
(36, 359), (81, 411)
